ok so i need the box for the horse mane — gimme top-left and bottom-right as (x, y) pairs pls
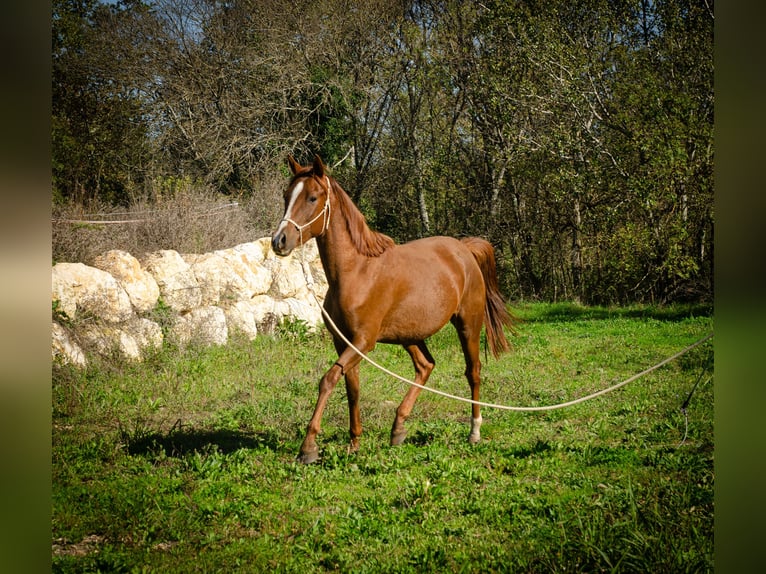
(330, 178), (395, 257)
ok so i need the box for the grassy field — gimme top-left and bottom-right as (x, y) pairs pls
(52, 302), (714, 573)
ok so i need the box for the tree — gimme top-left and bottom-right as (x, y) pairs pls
(51, 0), (713, 304)
(595, 0), (714, 302)
(53, 0), (158, 204)
(149, 0), (312, 191)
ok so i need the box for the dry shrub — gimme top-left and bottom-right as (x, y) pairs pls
(52, 181), (285, 264)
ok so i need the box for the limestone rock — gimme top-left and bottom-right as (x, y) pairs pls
(249, 237), (273, 260)
(232, 240), (269, 264)
(92, 250), (160, 313)
(81, 324), (139, 360)
(80, 318), (163, 361)
(216, 244), (273, 296)
(248, 294), (282, 322)
(171, 306), (228, 347)
(140, 250), (202, 313)
(188, 252), (233, 306)
(51, 235), (329, 368)
(190, 248), (272, 306)
(283, 296), (324, 328)
(125, 318), (164, 354)
(266, 253), (309, 299)
(224, 301), (260, 340)
(308, 257), (329, 297)
(52, 262), (133, 323)
(236, 295), (283, 334)
(264, 239), (323, 299)
(52, 322), (87, 367)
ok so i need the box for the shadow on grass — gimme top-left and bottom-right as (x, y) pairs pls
(409, 428), (438, 446)
(123, 426), (281, 457)
(515, 301), (713, 323)
(496, 439), (713, 470)
(503, 439), (554, 459)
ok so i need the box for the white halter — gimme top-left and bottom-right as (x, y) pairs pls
(279, 176), (332, 246)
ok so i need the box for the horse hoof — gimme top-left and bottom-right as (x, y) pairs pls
(468, 416), (482, 444)
(390, 429), (407, 446)
(297, 450), (320, 464)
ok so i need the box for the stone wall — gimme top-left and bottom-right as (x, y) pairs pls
(52, 238), (327, 368)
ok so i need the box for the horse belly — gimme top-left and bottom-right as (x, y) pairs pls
(377, 275), (461, 344)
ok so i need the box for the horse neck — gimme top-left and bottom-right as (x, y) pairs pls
(315, 179), (394, 286)
(315, 192), (363, 286)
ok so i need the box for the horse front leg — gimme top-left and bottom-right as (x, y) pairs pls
(345, 364), (362, 454)
(298, 363), (343, 464)
(297, 344), (365, 464)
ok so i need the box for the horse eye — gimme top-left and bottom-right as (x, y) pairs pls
(309, 196), (318, 203)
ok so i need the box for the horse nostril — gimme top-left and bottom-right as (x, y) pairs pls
(272, 232), (287, 253)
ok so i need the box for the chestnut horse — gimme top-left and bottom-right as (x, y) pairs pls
(271, 155), (516, 463)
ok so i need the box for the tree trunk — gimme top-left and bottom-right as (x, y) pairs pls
(417, 179), (431, 235)
(571, 195), (583, 301)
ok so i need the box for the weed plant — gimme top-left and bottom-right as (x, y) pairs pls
(52, 303), (713, 572)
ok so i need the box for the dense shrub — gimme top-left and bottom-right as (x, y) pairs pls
(52, 181), (284, 264)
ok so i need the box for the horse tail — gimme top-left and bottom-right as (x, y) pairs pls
(461, 237), (517, 359)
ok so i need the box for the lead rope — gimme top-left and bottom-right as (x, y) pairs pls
(294, 242), (713, 412)
(677, 350), (714, 446)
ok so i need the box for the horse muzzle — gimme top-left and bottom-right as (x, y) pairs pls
(271, 229), (293, 257)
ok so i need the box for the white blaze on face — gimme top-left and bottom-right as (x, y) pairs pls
(275, 180), (304, 235)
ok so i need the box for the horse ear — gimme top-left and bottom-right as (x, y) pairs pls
(312, 154), (326, 178)
(287, 155), (301, 175)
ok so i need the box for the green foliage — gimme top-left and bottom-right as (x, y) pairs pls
(275, 317), (313, 343)
(52, 0), (155, 205)
(144, 298), (175, 344)
(304, 65), (355, 166)
(52, 303), (713, 572)
(52, 299), (71, 327)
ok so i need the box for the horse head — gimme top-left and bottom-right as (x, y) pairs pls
(271, 154), (332, 256)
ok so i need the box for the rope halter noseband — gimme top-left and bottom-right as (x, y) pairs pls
(280, 175), (332, 246)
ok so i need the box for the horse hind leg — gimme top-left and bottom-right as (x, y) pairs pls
(391, 341), (435, 446)
(452, 315), (483, 444)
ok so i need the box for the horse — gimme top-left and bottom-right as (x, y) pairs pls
(271, 154), (517, 463)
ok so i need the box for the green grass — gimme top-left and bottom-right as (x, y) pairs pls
(52, 302), (714, 572)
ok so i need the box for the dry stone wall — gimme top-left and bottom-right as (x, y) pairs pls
(52, 238), (327, 368)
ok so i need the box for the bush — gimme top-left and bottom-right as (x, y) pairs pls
(52, 181), (284, 264)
